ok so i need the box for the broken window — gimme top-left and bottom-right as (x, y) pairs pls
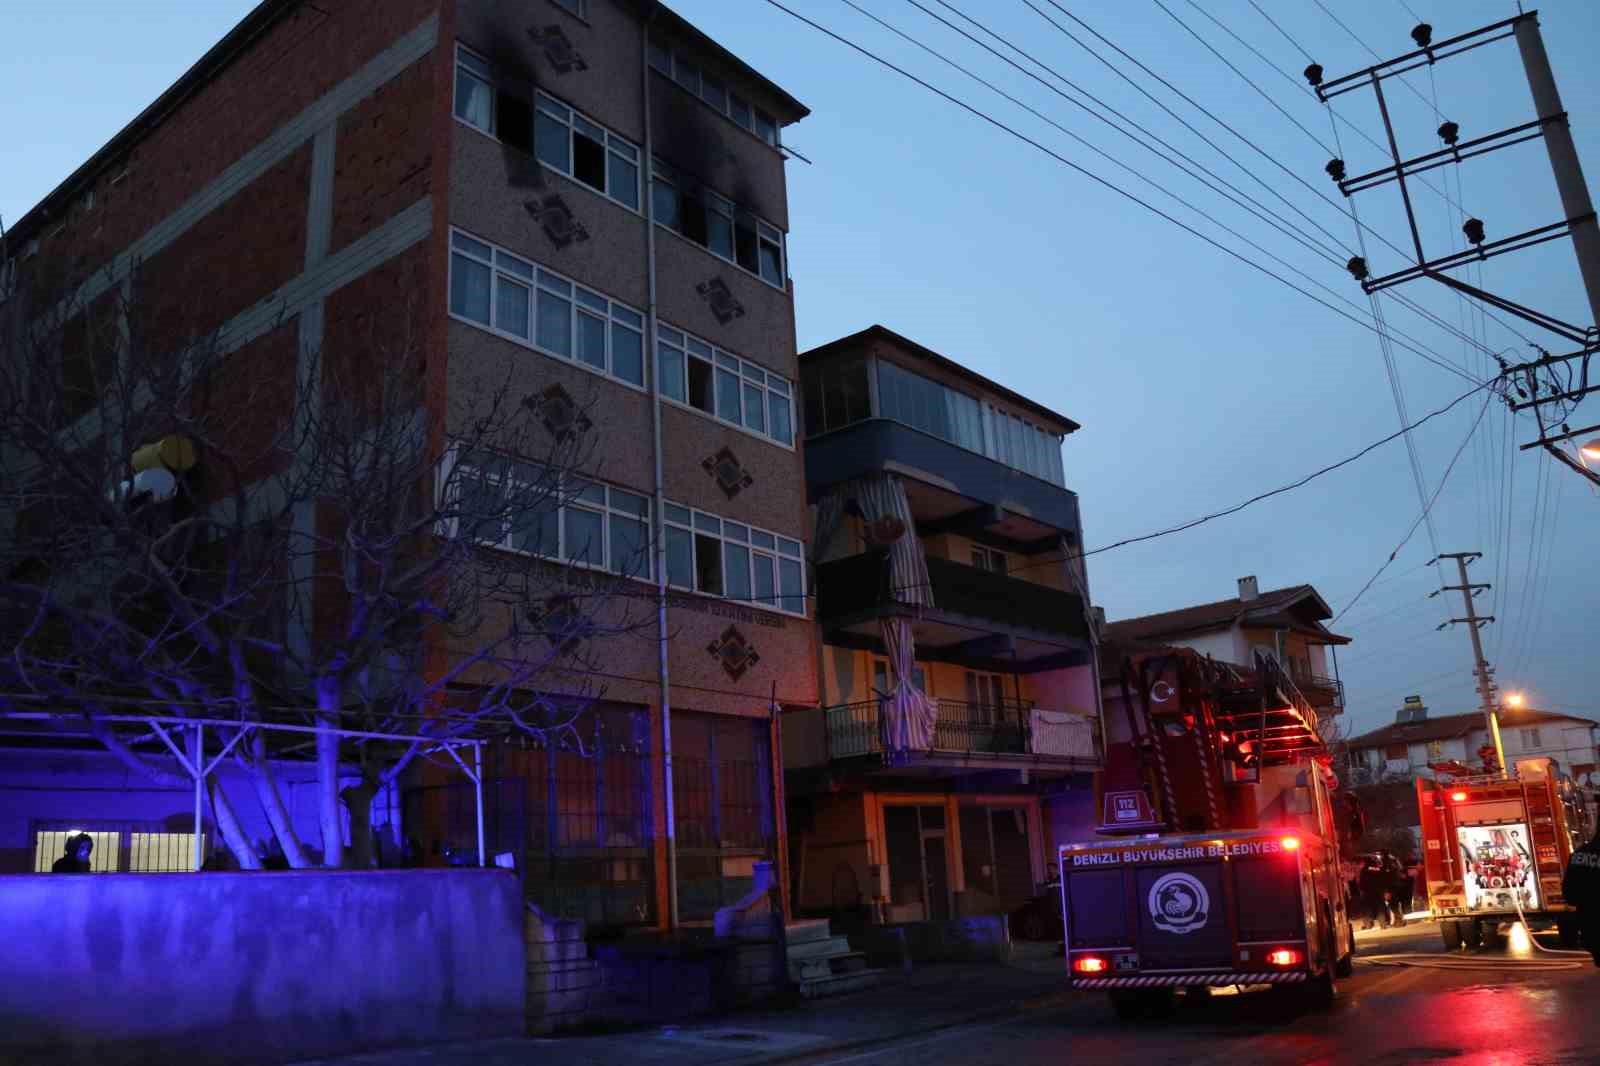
(656, 323), (794, 446)
(497, 88), (533, 153)
(687, 350), (714, 414)
(572, 114), (607, 191)
(694, 532), (722, 596)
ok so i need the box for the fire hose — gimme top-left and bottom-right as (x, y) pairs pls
(1362, 885), (1591, 972)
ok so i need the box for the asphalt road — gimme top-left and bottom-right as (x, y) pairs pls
(801, 926), (1600, 1066)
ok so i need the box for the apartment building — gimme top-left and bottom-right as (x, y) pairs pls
(782, 326), (1102, 930)
(1, 0), (812, 932)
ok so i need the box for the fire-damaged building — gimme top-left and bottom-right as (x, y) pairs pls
(781, 326), (1103, 944)
(0, 0), (813, 946)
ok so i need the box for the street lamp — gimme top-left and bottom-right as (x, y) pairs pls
(1581, 437), (1600, 461)
(1505, 691), (1525, 709)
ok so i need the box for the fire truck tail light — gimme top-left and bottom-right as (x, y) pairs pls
(1280, 836), (1300, 851)
(1073, 956), (1107, 974)
(1450, 791), (1468, 802)
(1266, 949), (1302, 967)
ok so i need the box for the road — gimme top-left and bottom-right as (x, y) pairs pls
(802, 926), (1600, 1066)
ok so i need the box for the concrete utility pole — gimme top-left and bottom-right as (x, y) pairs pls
(1435, 552), (1506, 775)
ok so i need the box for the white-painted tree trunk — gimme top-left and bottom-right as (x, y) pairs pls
(244, 734), (314, 869)
(315, 703), (345, 868)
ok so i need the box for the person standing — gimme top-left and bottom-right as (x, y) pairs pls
(1564, 815), (1600, 968)
(51, 834), (94, 873)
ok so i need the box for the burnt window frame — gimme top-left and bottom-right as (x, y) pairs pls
(650, 158), (787, 290)
(451, 46), (641, 212)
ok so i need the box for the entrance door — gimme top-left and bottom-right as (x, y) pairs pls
(922, 832), (950, 921)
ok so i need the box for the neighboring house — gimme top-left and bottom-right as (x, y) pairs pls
(1345, 698), (1600, 787)
(782, 326), (1102, 927)
(1102, 577), (1350, 719)
(1, 0), (812, 932)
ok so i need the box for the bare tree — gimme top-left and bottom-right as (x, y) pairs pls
(0, 239), (656, 870)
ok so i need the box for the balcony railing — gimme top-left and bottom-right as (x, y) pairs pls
(823, 698), (1098, 762)
(1285, 662), (1344, 708)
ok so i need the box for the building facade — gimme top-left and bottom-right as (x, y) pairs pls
(1102, 577), (1349, 719)
(2, 0), (813, 932)
(1345, 698), (1600, 787)
(782, 326), (1102, 929)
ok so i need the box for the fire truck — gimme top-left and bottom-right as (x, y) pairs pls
(1059, 648), (1356, 1017)
(1416, 755), (1594, 949)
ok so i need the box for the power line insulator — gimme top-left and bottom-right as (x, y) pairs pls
(1346, 256), (1369, 281)
(1303, 63), (1324, 87)
(1411, 23), (1433, 49)
(1325, 158), (1347, 182)
(1463, 217), (1486, 245)
(1438, 121), (1460, 146)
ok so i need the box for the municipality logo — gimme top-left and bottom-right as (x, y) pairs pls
(1148, 872), (1210, 934)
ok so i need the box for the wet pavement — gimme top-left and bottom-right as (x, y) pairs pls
(297, 926), (1600, 1066)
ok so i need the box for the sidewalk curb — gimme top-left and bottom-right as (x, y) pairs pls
(718, 986), (1077, 1066)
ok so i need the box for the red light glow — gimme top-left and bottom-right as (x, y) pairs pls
(1280, 836), (1300, 851)
(1451, 791), (1468, 802)
(1072, 956), (1107, 974)
(1266, 948), (1302, 967)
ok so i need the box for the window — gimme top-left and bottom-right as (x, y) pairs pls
(450, 230), (646, 387)
(648, 41), (780, 148)
(663, 504), (804, 615)
(656, 324), (794, 446)
(970, 545), (1008, 575)
(1522, 728), (1543, 751)
(964, 671), (1007, 724)
(650, 158), (786, 288)
(552, 0), (587, 17)
(453, 48), (640, 210)
(1426, 740), (1444, 760)
(801, 355), (872, 437)
(452, 452), (653, 578)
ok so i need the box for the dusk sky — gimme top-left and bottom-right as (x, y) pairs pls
(5, 0), (1596, 739)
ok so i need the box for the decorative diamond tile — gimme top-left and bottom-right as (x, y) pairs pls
(695, 277), (745, 324)
(528, 25), (589, 73)
(531, 593), (592, 651)
(702, 446), (755, 499)
(707, 625), (761, 681)
(525, 193), (589, 247)
(524, 383), (593, 441)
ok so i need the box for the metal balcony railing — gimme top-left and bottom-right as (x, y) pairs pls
(822, 698), (1099, 762)
(1285, 661), (1345, 707)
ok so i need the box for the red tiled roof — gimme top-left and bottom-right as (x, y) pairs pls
(1348, 708), (1598, 749)
(1104, 585), (1350, 645)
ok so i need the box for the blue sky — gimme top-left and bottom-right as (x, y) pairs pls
(4, 1), (1597, 739)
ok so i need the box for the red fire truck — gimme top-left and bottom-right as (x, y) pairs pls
(1417, 756), (1594, 949)
(1060, 649), (1355, 1016)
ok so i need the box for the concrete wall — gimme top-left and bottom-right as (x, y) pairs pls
(0, 869), (524, 1066)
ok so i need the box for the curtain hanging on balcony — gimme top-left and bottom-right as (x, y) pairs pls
(851, 474), (937, 762)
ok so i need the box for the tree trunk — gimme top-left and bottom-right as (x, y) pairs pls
(242, 733), (314, 869)
(208, 776), (263, 870)
(313, 672), (349, 867)
(342, 777), (381, 868)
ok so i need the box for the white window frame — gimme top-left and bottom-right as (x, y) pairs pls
(970, 545), (1008, 575)
(551, 0), (588, 19)
(452, 46), (641, 213)
(449, 228), (647, 391)
(650, 157), (787, 289)
(647, 41), (780, 148)
(662, 502), (805, 617)
(450, 450), (653, 579)
(656, 323), (794, 448)
(1522, 728), (1542, 751)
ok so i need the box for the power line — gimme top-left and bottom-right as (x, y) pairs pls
(761, 0), (1484, 383)
(1334, 388), (1495, 621)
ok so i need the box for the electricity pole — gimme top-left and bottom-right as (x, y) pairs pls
(1311, 12), (1600, 486)
(1434, 552), (1506, 774)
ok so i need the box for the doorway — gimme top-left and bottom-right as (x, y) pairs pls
(883, 804), (951, 922)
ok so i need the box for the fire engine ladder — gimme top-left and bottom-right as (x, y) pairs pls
(1210, 653), (1324, 769)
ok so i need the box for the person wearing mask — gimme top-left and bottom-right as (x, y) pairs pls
(1563, 813), (1600, 967)
(51, 833), (94, 873)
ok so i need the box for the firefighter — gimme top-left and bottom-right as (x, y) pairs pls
(1564, 814), (1600, 967)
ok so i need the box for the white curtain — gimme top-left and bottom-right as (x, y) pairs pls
(1029, 709), (1096, 758)
(850, 474), (937, 760)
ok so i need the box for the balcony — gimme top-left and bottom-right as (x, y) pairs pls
(815, 551), (1091, 672)
(1285, 662), (1344, 713)
(822, 698), (1099, 764)
(805, 419), (1081, 548)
